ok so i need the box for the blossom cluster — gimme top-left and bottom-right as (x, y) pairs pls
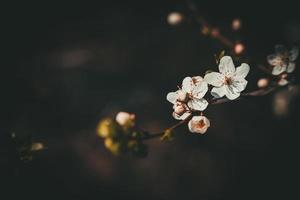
(268, 45), (298, 85)
(97, 112), (148, 157)
(167, 56), (250, 134)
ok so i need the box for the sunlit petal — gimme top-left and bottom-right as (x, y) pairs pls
(235, 63), (250, 79)
(225, 85), (240, 100)
(182, 77), (193, 93)
(204, 72), (224, 87)
(187, 98), (208, 111)
(211, 85), (226, 98)
(219, 56), (235, 76)
(272, 65), (286, 75)
(166, 91), (179, 104)
(232, 78), (248, 92)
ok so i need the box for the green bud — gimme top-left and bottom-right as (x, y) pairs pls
(160, 129), (174, 141)
(97, 118), (119, 138)
(104, 138), (121, 155)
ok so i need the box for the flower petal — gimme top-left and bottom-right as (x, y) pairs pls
(188, 116), (210, 134)
(267, 54), (282, 66)
(235, 63), (250, 79)
(219, 56), (235, 76)
(166, 91), (179, 104)
(289, 47), (299, 61)
(173, 111), (191, 120)
(182, 77), (193, 93)
(272, 65), (286, 75)
(191, 76), (203, 87)
(211, 85), (226, 98)
(278, 78), (289, 86)
(187, 98), (208, 111)
(231, 78), (248, 92)
(287, 62), (295, 73)
(192, 81), (208, 99)
(204, 72), (224, 87)
(225, 85), (240, 100)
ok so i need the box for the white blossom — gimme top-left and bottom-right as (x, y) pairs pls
(204, 56), (250, 100)
(267, 45), (298, 75)
(115, 112), (135, 127)
(167, 76), (208, 120)
(188, 115), (210, 134)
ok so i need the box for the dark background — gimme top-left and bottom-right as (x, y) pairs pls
(1, 0), (300, 199)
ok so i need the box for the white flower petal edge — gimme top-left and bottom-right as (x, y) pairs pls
(211, 85), (226, 98)
(203, 72), (224, 87)
(166, 91), (179, 104)
(173, 111), (191, 120)
(182, 77), (193, 94)
(204, 56), (250, 100)
(235, 63), (250, 79)
(225, 85), (240, 100)
(272, 65), (286, 75)
(188, 116), (210, 134)
(187, 98), (208, 111)
(287, 62), (296, 73)
(219, 56), (235, 76)
(192, 81), (208, 99)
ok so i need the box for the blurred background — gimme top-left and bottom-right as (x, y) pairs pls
(1, 0), (300, 199)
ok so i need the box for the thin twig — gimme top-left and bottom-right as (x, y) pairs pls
(185, 0), (234, 48)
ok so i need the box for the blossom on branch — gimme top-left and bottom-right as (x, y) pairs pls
(167, 76), (208, 120)
(116, 111), (135, 128)
(188, 115), (210, 134)
(268, 45), (298, 75)
(204, 56), (250, 100)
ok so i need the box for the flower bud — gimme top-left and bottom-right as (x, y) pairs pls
(257, 78), (269, 88)
(167, 12), (183, 25)
(188, 116), (210, 134)
(31, 142), (45, 151)
(278, 78), (288, 86)
(104, 138), (121, 155)
(201, 26), (210, 35)
(234, 43), (245, 55)
(173, 102), (187, 115)
(232, 18), (242, 31)
(115, 111), (135, 128)
(97, 118), (118, 138)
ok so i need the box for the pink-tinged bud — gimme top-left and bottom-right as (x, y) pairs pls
(278, 78), (289, 86)
(188, 116), (210, 134)
(167, 12), (183, 25)
(173, 102), (187, 115)
(234, 43), (245, 55)
(177, 90), (188, 102)
(115, 112), (135, 128)
(201, 26), (210, 35)
(232, 18), (242, 31)
(257, 78), (269, 88)
(280, 73), (288, 79)
(211, 28), (220, 37)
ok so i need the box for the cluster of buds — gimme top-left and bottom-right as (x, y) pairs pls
(97, 112), (148, 157)
(167, 56), (250, 134)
